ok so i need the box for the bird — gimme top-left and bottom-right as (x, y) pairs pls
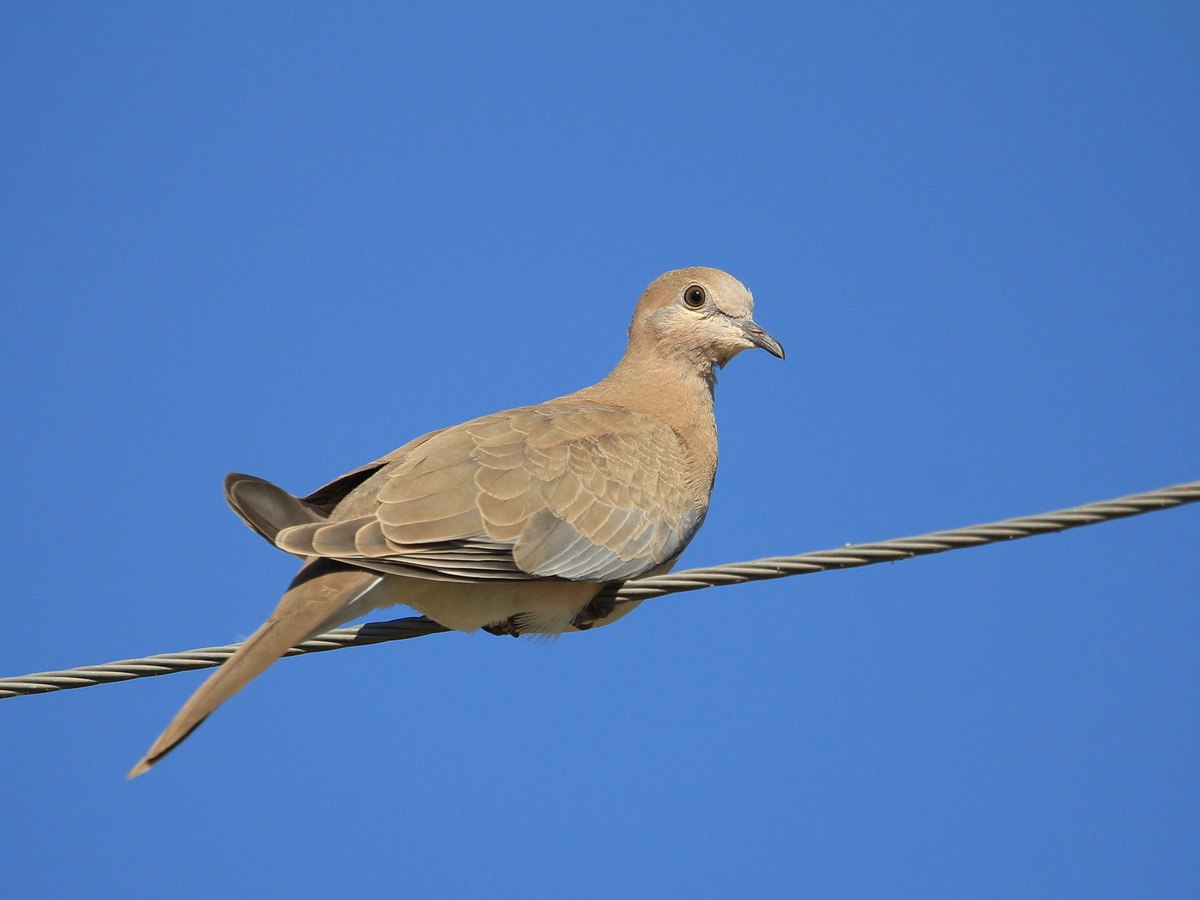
(129, 266), (783, 777)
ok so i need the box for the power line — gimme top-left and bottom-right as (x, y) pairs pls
(2, 479), (1196, 700)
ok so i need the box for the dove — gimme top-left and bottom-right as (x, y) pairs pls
(129, 266), (783, 776)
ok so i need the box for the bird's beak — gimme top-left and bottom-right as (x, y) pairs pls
(739, 318), (785, 359)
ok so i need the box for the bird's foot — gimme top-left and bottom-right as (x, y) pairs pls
(483, 618), (523, 638)
(570, 594), (617, 631)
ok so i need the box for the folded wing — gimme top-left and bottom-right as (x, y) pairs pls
(269, 403), (703, 583)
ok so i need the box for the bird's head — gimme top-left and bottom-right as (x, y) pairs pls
(629, 267), (784, 371)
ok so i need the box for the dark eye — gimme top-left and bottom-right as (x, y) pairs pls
(683, 285), (707, 309)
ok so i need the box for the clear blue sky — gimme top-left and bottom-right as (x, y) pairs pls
(3, 3), (1198, 897)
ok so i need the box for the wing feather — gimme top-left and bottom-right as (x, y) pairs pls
(263, 403), (703, 583)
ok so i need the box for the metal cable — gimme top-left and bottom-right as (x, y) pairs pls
(3, 479), (1196, 700)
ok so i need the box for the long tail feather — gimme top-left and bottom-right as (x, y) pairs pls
(128, 560), (380, 778)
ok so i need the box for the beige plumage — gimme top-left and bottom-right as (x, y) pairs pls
(129, 266), (783, 777)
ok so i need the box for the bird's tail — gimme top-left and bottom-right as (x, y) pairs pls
(128, 559), (381, 778)
(223, 472), (325, 547)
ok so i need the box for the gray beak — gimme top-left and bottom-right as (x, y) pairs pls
(740, 318), (785, 360)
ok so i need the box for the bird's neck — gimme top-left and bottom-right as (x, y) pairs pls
(576, 350), (719, 496)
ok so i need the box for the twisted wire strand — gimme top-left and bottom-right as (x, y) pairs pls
(2, 479), (1196, 700)
(0, 618), (451, 699)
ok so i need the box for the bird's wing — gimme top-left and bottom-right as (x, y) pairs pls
(272, 403), (704, 583)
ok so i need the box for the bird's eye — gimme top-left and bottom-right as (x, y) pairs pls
(683, 285), (707, 309)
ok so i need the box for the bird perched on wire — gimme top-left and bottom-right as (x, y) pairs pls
(129, 266), (783, 777)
